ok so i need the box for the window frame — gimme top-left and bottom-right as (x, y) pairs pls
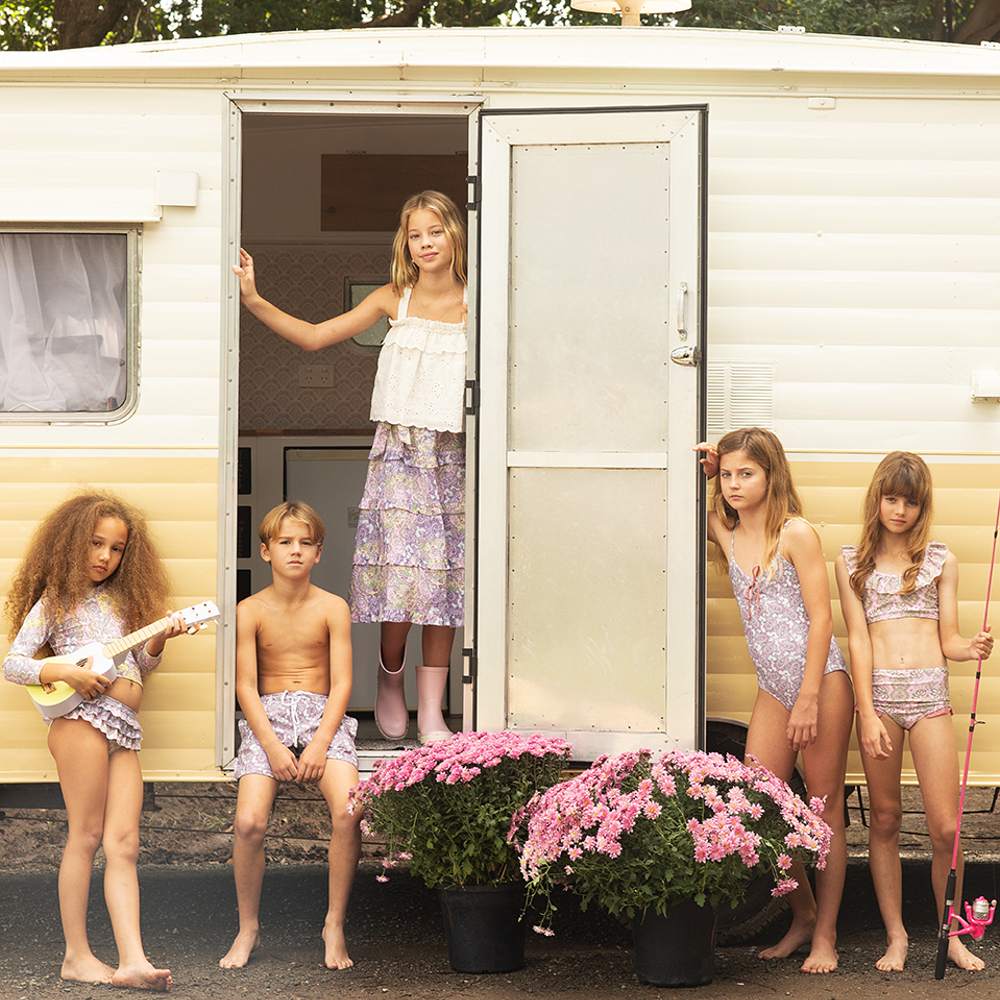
(0, 223), (141, 425)
(344, 275), (390, 355)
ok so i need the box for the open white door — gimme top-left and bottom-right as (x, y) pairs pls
(472, 107), (705, 757)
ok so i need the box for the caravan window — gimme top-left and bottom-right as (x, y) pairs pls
(0, 229), (138, 421)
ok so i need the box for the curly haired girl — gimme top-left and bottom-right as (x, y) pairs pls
(3, 492), (191, 990)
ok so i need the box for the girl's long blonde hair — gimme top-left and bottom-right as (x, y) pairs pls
(4, 492), (169, 637)
(713, 427), (804, 575)
(389, 190), (467, 295)
(850, 451), (933, 599)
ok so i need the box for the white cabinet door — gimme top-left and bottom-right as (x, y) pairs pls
(473, 108), (704, 757)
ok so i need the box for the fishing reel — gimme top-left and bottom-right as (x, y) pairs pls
(949, 896), (996, 942)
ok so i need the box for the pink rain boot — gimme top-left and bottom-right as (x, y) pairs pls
(375, 652), (408, 741)
(416, 665), (452, 745)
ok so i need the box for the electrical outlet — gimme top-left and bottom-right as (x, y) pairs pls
(299, 365), (335, 388)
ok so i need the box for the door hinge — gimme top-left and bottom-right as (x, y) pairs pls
(464, 379), (480, 416)
(462, 647), (477, 685)
(466, 174), (480, 211)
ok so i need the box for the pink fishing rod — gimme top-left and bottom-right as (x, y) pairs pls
(934, 490), (1000, 979)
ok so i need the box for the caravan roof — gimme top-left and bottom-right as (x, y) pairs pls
(1, 26), (999, 81)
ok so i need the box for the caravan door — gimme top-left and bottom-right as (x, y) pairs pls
(473, 107), (705, 758)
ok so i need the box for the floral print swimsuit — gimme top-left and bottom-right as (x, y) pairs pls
(2, 588), (160, 751)
(728, 523), (847, 711)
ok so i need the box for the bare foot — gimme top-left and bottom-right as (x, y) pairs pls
(801, 935), (838, 974)
(758, 916), (816, 960)
(111, 962), (173, 992)
(61, 954), (115, 984)
(875, 935), (908, 972)
(219, 929), (259, 969)
(949, 937), (986, 971)
(323, 921), (354, 970)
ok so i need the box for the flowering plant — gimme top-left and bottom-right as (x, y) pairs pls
(512, 749), (832, 931)
(351, 730), (571, 889)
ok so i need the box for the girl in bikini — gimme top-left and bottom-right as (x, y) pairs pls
(835, 451), (993, 972)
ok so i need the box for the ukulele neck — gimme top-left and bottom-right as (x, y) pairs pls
(103, 616), (171, 659)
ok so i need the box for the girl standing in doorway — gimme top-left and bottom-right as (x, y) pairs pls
(835, 451), (992, 972)
(234, 190), (466, 744)
(696, 428), (854, 975)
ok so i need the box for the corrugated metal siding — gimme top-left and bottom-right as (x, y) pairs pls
(703, 92), (1000, 782)
(0, 86), (224, 450)
(706, 461), (1000, 784)
(0, 457), (220, 781)
(704, 94), (1000, 453)
(0, 59), (998, 786)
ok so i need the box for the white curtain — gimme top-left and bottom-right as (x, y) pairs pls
(0, 234), (127, 412)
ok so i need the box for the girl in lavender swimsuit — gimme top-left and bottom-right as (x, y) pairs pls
(697, 427), (854, 975)
(835, 452), (993, 973)
(234, 190), (466, 745)
(3, 492), (190, 990)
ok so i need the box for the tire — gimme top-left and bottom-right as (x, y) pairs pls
(715, 875), (790, 946)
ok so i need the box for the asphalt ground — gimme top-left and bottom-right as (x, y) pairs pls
(3, 859), (1000, 1000)
(3, 785), (1000, 999)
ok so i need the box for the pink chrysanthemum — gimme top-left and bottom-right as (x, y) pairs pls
(512, 748), (832, 936)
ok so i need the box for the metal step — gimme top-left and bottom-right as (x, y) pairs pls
(356, 738), (420, 777)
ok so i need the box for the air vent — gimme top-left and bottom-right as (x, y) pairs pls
(707, 364), (775, 439)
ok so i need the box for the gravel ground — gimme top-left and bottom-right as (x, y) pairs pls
(2, 785), (1000, 999)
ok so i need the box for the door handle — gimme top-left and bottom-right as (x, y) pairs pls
(671, 280), (698, 366)
(676, 281), (689, 340)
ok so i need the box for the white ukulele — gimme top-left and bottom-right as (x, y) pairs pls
(26, 601), (221, 721)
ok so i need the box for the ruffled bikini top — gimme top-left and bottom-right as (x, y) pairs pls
(841, 541), (948, 624)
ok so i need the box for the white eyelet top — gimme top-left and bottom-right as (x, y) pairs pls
(369, 285), (467, 434)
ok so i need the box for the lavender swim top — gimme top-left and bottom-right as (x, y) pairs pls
(728, 523), (847, 711)
(841, 541), (947, 625)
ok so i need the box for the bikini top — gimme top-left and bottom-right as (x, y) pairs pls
(840, 541), (948, 625)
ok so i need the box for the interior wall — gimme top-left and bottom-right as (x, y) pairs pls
(239, 114), (468, 434)
(239, 243), (387, 433)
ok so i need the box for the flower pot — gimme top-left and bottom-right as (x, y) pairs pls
(633, 900), (716, 987)
(439, 883), (526, 973)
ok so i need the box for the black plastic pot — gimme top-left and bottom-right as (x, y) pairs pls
(632, 901), (717, 987)
(438, 883), (526, 973)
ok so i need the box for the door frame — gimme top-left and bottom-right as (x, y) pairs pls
(470, 104), (709, 754)
(218, 93), (483, 767)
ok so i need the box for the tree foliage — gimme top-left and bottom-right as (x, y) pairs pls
(672, 0), (1000, 43)
(1, 0), (997, 50)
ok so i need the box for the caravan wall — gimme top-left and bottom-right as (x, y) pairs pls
(0, 29), (998, 782)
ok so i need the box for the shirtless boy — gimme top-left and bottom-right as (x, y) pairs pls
(219, 501), (360, 972)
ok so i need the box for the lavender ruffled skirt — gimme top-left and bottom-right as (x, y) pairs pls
(350, 421), (464, 628)
(62, 695), (142, 752)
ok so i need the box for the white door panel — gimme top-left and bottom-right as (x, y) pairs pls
(509, 141), (671, 454)
(475, 108), (703, 754)
(507, 467), (668, 733)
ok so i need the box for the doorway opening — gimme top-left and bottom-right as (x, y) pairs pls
(232, 110), (472, 770)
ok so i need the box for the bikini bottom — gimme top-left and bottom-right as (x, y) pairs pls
(871, 666), (951, 731)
